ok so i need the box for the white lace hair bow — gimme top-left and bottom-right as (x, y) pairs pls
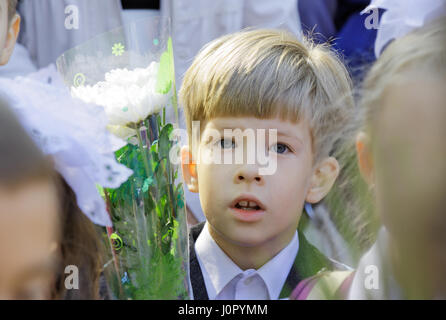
(0, 65), (133, 227)
(363, 0), (446, 57)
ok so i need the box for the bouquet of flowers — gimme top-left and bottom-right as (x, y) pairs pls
(56, 17), (190, 299)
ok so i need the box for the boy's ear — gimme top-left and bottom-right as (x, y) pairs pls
(180, 145), (199, 193)
(305, 157), (340, 204)
(0, 14), (20, 66)
(356, 131), (374, 186)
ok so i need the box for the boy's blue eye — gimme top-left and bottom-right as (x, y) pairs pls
(271, 143), (289, 154)
(220, 138), (235, 149)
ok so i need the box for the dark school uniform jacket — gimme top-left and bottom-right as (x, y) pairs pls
(189, 222), (347, 300)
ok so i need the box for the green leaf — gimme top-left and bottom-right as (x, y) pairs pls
(151, 140), (158, 153)
(156, 37), (174, 95)
(177, 193), (184, 209)
(171, 219), (179, 242)
(175, 183), (184, 209)
(96, 184), (105, 198)
(155, 161), (168, 191)
(103, 111), (190, 300)
(142, 177), (154, 193)
(159, 123), (173, 160)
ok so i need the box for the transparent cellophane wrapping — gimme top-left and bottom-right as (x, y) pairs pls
(57, 16), (190, 300)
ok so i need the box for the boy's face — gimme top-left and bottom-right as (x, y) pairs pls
(182, 116), (339, 250)
(0, 0), (20, 65)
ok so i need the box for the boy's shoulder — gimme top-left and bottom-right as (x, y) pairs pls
(295, 227), (349, 277)
(189, 222), (205, 244)
(278, 225), (348, 298)
(188, 222), (347, 299)
(188, 222), (209, 300)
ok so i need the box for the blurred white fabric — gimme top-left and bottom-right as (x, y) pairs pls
(0, 43), (36, 78)
(163, 0), (302, 90)
(364, 0), (446, 57)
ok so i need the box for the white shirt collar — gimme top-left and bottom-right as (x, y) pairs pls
(195, 222), (299, 300)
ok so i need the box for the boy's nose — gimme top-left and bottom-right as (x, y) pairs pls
(234, 166), (264, 185)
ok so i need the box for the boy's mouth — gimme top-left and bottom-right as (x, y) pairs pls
(230, 195), (266, 222)
(234, 201), (261, 211)
(230, 195), (265, 211)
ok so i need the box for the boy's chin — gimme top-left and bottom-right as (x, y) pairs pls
(230, 234), (268, 248)
(216, 224), (279, 248)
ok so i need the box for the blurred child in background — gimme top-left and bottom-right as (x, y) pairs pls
(0, 69), (135, 298)
(1, 12), (132, 296)
(350, 15), (446, 300)
(1, 0), (112, 300)
(291, 13), (446, 300)
(0, 99), (60, 299)
(0, 89), (110, 300)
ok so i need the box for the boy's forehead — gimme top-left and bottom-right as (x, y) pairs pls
(205, 116), (308, 134)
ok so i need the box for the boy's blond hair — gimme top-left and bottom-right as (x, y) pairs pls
(179, 29), (355, 163)
(7, 0), (17, 24)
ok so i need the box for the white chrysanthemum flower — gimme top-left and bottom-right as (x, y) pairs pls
(71, 61), (169, 136)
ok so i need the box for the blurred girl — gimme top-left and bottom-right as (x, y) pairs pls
(291, 12), (446, 300)
(349, 15), (446, 300)
(0, 69), (131, 299)
(0, 96), (106, 299)
(0, 98), (60, 299)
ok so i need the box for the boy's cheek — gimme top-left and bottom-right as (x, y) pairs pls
(197, 163), (228, 189)
(198, 144), (224, 166)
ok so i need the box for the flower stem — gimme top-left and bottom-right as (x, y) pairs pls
(134, 122), (162, 252)
(103, 189), (123, 295)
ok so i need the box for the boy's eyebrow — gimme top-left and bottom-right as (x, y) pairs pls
(209, 125), (305, 145)
(277, 131), (304, 146)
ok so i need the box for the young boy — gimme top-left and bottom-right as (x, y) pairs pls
(179, 29), (355, 300)
(0, 0), (19, 65)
